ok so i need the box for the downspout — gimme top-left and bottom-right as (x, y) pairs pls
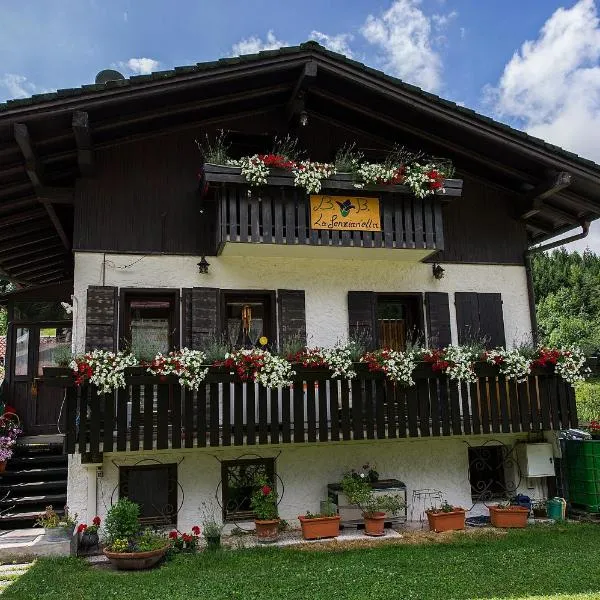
(524, 221), (590, 344)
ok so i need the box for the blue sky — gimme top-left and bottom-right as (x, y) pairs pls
(2, 0), (600, 248)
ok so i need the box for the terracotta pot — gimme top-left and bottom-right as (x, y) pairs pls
(103, 546), (168, 570)
(363, 512), (387, 537)
(489, 506), (529, 528)
(254, 519), (280, 542)
(426, 509), (466, 533)
(298, 515), (341, 540)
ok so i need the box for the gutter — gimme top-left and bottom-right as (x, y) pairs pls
(524, 220), (591, 344)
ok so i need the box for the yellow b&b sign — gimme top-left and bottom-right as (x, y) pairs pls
(309, 195), (381, 231)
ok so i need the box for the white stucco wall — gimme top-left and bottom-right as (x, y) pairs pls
(72, 251), (532, 353)
(67, 435), (546, 531)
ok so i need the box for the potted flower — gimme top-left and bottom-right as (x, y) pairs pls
(489, 501), (529, 528)
(589, 420), (600, 440)
(35, 505), (77, 541)
(77, 516), (101, 551)
(168, 527), (201, 553)
(103, 498), (168, 570)
(341, 473), (405, 536)
(426, 501), (466, 533)
(0, 411), (21, 472)
(532, 499), (547, 519)
(298, 502), (341, 540)
(250, 476), (280, 542)
(42, 345), (73, 378)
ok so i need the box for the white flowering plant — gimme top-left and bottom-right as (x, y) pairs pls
(422, 346), (478, 383)
(320, 344), (357, 379)
(292, 160), (336, 194)
(147, 348), (209, 391)
(485, 348), (531, 383)
(217, 348), (294, 389)
(71, 350), (137, 395)
(360, 348), (417, 386)
(532, 346), (590, 385)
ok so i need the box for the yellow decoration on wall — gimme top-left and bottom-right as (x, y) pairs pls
(310, 195), (381, 231)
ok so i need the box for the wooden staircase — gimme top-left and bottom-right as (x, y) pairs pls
(0, 440), (67, 529)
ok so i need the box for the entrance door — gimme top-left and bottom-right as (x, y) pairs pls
(9, 323), (72, 435)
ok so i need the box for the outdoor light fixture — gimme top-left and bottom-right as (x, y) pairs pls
(432, 263), (445, 280)
(197, 256), (210, 274)
(300, 110), (308, 126)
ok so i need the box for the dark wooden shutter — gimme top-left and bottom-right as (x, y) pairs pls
(181, 288), (192, 348)
(85, 286), (118, 351)
(190, 287), (220, 350)
(277, 290), (306, 351)
(477, 293), (506, 347)
(455, 292), (505, 348)
(425, 292), (452, 348)
(348, 291), (376, 349)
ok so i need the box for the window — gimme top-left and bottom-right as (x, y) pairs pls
(37, 327), (72, 376)
(468, 446), (507, 501)
(14, 301), (71, 321)
(222, 292), (274, 349)
(221, 458), (275, 521)
(122, 291), (178, 358)
(119, 464), (177, 526)
(376, 295), (422, 351)
(14, 327), (30, 376)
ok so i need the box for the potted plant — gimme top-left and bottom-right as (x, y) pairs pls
(103, 498), (168, 570)
(426, 501), (466, 533)
(532, 499), (548, 518)
(298, 501), (341, 540)
(168, 527), (201, 553)
(489, 501), (529, 528)
(35, 505), (77, 541)
(0, 410), (21, 472)
(250, 476), (280, 542)
(341, 472), (405, 537)
(42, 345), (73, 377)
(77, 516), (101, 552)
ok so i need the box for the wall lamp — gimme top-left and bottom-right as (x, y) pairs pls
(197, 256), (210, 274)
(432, 263), (445, 280)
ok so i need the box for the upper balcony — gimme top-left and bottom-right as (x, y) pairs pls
(205, 165), (463, 260)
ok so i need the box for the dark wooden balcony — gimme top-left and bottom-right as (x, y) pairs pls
(57, 364), (577, 462)
(204, 165), (463, 255)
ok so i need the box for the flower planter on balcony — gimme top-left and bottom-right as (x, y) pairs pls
(298, 515), (341, 540)
(42, 367), (72, 378)
(489, 506), (529, 528)
(426, 509), (466, 533)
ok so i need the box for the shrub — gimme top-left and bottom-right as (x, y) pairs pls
(576, 378), (600, 422)
(104, 498), (140, 545)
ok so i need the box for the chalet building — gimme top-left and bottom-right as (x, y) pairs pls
(0, 42), (597, 530)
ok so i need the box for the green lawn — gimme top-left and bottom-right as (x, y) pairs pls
(5, 524), (600, 600)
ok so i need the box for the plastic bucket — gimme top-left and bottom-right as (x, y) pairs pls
(547, 497), (566, 520)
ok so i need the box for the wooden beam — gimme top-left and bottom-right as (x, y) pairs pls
(40, 200), (70, 249)
(0, 207), (47, 228)
(11, 260), (66, 278)
(36, 187), (74, 204)
(0, 181), (34, 199)
(72, 111), (94, 177)
(0, 225), (56, 245)
(3, 251), (66, 270)
(286, 61), (318, 122)
(520, 172), (573, 220)
(0, 197), (39, 213)
(14, 123), (44, 187)
(0, 243), (63, 262)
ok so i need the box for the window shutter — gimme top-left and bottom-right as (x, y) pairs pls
(181, 288), (192, 348)
(455, 292), (480, 345)
(190, 287), (220, 350)
(455, 292), (505, 348)
(85, 286), (118, 351)
(347, 291), (376, 349)
(477, 293), (506, 347)
(277, 290), (306, 351)
(425, 292), (452, 348)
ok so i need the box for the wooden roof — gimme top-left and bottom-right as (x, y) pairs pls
(1, 41), (599, 285)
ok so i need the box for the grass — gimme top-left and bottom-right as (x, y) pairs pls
(4, 524), (600, 600)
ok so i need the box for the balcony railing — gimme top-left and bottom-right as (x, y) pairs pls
(54, 364), (578, 461)
(205, 165), (463, 253)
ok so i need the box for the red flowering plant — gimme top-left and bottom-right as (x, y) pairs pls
(250, 475), (279, 521)
(70, 350), (136, 395)
(168, 526), (201, 553)
(216, 349), (294, 388)
(146, 349), (209, 390)
(77, 515), (101, 536)
(532, 346), (589, 385)
(288, 347), (329, 369)
(422, 346), (478, 383)
(589, 420), (600, 434)
(361, 348), (417, 386)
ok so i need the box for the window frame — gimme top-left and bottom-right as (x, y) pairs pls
(375, 292), (424, 350)
(119, 288), (180, 353)
(221, 457), (275, 522)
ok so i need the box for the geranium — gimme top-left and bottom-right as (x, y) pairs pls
(422, 346), (477, 383)
(217, 349), (294, 388)
(361, 348), (417, 386)
(534, 346), (589, 385)
(168, 528), (201, 553)
(250, 476), (278, 520)
(288, 348), (329, 368)
(484, 348), (531, 383)
(71, 350), (137, 395)
(147, 348), (208, 391)
(261, 485), (272, 495)
(404, 162), (448, 198)
(77, 524), (87, 534)
(589, 420), (600, 433)
(191, 525), (201, 536)
(168, 530), (178, 540)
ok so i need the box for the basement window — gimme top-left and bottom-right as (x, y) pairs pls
(468, 446), (507, 501)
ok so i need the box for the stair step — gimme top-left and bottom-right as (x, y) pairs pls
(0, 493), (67, 507)
(0, 480), (68, 494)
(0, 508), (63, 522)
(9, 455), (67, 467)
(0, 467), (67, 480)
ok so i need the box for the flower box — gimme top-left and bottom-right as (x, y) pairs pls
(426, 509), (466, 533)
(298, 515), (340, 540)
(42, 367), (72, 378)
(489, 505), (529, 528)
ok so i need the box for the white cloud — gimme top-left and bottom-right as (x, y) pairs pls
(485, 0), (600, 251)
(232, 30), (287, 56)
(360, 0), (451, 92)
(119, 58), (160, 75)
(0, 73), (37, 99)
(309, 31), (354, 57)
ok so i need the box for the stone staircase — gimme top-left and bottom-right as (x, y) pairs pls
(0, 440), (67, 529)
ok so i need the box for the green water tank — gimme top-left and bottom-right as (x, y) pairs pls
(547, 497), (566, 520)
